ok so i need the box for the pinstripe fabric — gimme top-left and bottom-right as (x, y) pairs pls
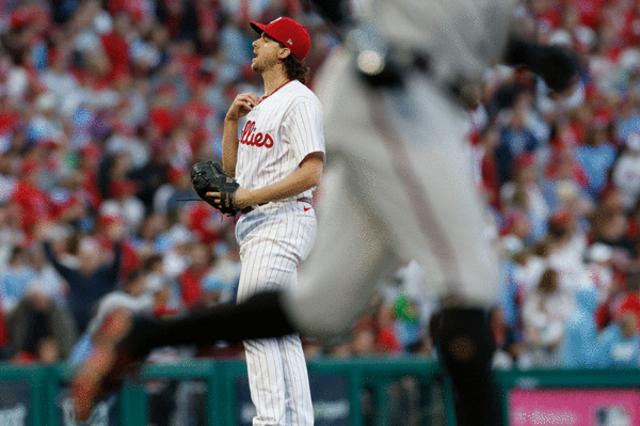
(235, 80), (325, 203)
(234, 77), (323, 425)
(236, 201), (316, 426)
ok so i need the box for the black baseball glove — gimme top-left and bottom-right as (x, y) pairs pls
(190, 160), (239, 215)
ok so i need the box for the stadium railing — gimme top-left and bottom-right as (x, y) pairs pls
(1, 359), (639, 425)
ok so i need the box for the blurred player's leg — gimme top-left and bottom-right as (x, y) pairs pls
(365, 79), (501, 426)
(317, 49), (500, 305)
(284, 160), (398, 338)
(315, 53), (502, 425)
(369, 85), (500, 425)
(436, 307), (499, 426)
(284, 133), (500, 426)
(71, 290), (298, 421)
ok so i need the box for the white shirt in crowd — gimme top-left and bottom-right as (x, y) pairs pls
(613, 150), (640, 210)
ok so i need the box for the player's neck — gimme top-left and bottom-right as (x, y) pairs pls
(261, 68), (290, 97)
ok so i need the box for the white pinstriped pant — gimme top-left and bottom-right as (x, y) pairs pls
(235, 200), (316, 426)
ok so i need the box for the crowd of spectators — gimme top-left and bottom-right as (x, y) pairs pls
(2, 0), (640, 370)
(478, 0), (640, 369)
(0, 0), (331, 364)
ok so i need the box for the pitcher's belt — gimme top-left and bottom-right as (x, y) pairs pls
(241, 197), (312, 214)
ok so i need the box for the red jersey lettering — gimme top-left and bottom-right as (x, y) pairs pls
(240, 120), (274, 149)
(264, 134), (274, 148)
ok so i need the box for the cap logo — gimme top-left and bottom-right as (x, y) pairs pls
(287, 38), (293, 45)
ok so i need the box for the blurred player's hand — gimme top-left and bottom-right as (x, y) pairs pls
(225, 93), (259, 121)
(536, 45), (580, 95)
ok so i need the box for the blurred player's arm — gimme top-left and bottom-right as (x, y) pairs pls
(502, 36), (580, 94)
(233, 153), (324, 209)
(222, 93), (259, 176)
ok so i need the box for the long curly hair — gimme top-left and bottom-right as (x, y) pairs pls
(280, 46), (310, 84)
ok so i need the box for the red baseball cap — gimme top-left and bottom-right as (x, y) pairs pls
(250, 17), (311, 60)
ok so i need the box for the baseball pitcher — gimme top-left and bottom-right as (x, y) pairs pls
(211, 16), (324, 426)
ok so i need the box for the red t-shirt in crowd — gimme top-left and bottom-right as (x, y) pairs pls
(376, 327), (402, 354)
(100, 31), (130, 82)
(180, 267), (207, 308)
(617, 292), (640, 325)
(12, 180), (51, 233)
(571, 0), (606, 28)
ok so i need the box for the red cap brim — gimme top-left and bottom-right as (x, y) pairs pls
(249, 21), (267, 36)
(250, 21), (287, 48)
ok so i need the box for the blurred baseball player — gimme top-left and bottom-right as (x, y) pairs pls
(72, 2), (578, 425)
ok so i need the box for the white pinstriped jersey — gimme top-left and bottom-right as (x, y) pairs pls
(235, 80), (325, 201)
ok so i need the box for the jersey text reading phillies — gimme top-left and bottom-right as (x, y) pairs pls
(236, 80), (325, 201)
